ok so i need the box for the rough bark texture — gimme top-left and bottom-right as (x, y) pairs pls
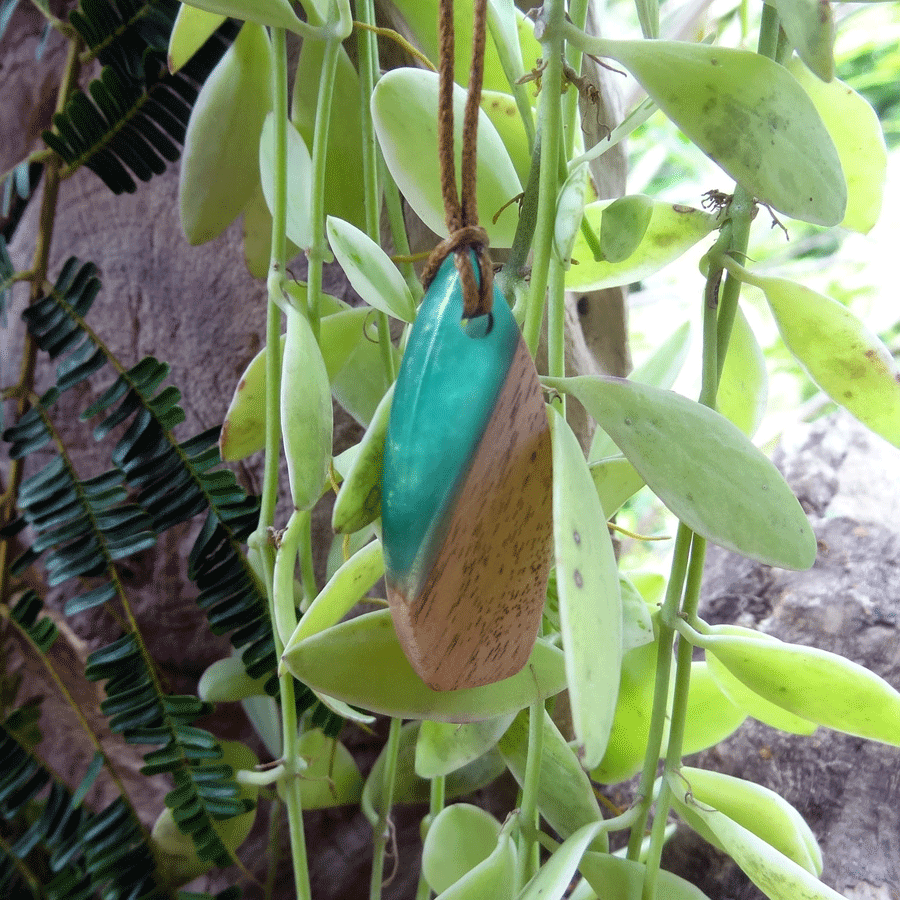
(662, 411), (900, 900)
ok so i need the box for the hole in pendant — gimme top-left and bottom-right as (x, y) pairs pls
(461, 312), (494, 339)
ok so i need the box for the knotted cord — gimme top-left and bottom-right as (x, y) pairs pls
(420, 0), (494, 319)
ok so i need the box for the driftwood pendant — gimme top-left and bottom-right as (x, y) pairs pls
(381, 256), (552, 691)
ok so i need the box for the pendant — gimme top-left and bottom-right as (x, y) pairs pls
(381, 255), (552, 691)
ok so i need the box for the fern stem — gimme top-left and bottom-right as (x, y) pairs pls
(1, 604), (138, 825)
(1, 36), (81, 602)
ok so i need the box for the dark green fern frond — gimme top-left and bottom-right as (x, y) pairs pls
(7, 591), (58, 654)
(0, 732), (166, 900)
(22, 257), (282, 695)
(70, 0), (179, 75)
(43, 19), (237, 195)
(1, 394), (157, 612)
(82, 639), (250, 869)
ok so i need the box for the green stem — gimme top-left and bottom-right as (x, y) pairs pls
(306, 32), (341, 338)
(273, 510), (306, 645)
(370, 717), (403, 900)
(636, 15), (784, 897)
(547, 257), (567, 413)
(254, 27), (311, 900)
(415, 775), (447, 900)
(522, 0), (566, 357)
(625, 521), (692, 861)
(485, 4), (535, 150)
(516, 703), (545, 889)
(357, 0), (396, 384)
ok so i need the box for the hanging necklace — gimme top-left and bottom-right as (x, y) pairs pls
(381, 0), (552, 691)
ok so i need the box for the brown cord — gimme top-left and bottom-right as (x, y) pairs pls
(428, 0), (493, 319)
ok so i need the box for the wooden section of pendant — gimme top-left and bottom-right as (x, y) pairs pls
(386, 336), (552, 691)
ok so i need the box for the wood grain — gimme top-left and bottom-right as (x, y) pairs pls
(386, 336), (553, 691)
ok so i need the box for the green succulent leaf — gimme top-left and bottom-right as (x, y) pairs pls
(579, 852), (712, 900)
(544, 376), (816, 570)
(422, 804), (502, 893)
(698, 624), (900, 744)
(372, 69), (522, 247)
(168, 4), (226, 73)
(179, 0), (310, 35)
(717, 307), (768, 438)
(668, 770), (844, 900)
(327, 217), (416, 322)
(498, 708), (607, 849)
(179, 21), (272, 244)
(600, 194), (654, 263)
(770, 0), (835, 81)
(566, 199), (719, 292)
(745, 270), (900, 447)
(596, 40), (846, 225)
(281, 609), (566, 721)
(415, 715), (516, 779)
(280, 306), (332, 510)
(678, 766), (822, 875)
(551, 409), (622, 768)
(259, 114), (313, 250)
(786, 57), (888, 234)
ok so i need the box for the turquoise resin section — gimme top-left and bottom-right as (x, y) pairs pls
(382, 255), (519, 587)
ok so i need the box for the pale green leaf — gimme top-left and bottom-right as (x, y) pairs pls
(415, 715), (516, 778)
(292, 41), (366, 229)
(519, 821), (607, 900)
(700, 624), (900, 745)
(281, 610), (566, 721)
(327, 217), (416, 322)
(296, 729), (363, 809)
(770, 0), (835, 81)
(179, 22), (272, 244)
(706, 639), (819, 735)
(748, 271), (900, 447)
(600, 195), (654, 263)
(179, 0), (310, 35)
(362, 722), (506, 818)
(332, 385), (393, 534)
(589, 456), (645, 517)
(679, 766), (822, 875)
(259, 115), (312, 250)
(551, 410), (622, 768)
(544, 376), (816, 570)
(372, 69), (522, 248)
(554, 164), (590, 267)
(717, 307), (768, 438)
(668, 772), (845, 900)
(422, 804), (501, 893)
(680, 661), (747, 756)
(619, 574), (654, 652)
(599, 40), (846, 226)
(282, 540), (384, 649)
(168, 4), (225, 73)
(434, 831), (517, 900)
(786, 57), (888, 233)
(281, 306), (332, 510)
(579, 852), (712, 900)
(567, 199), (719, 292)
(498, 708), (606, 849)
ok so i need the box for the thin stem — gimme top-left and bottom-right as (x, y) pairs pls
(273, 510), (306, 645)
(370, 716), (403, 900)
(547, 257), (567, 413)
(516, 703), (545, 889)
(625, 522), (692, 860)
(522, 0), (565, 357)
(415, 775), (447, 900)
(1, 36), (81, 600)
(306, 33), (342, 337)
